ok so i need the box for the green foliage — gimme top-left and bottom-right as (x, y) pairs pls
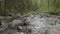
(0, 0), (60, 16)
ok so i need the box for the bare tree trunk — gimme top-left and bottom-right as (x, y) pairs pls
(0, 0), (1, 14)
(47, 0), (49, 8)
(35, 0), (37, 10)
(39, 0), (43, 11)
(8, 0), (11, 13)
(20, 0), (25, 15)
(54, 0), (56, 12)
(4, 0), (7, 16)
(54, 0), (56, 7)
(16, 0), (18, 13)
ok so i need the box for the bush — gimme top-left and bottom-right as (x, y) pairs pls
(48, 8), (60, 15)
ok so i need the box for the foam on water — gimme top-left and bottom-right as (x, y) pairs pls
(26, 14), (47, 34)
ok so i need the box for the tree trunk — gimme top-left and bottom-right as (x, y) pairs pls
(47, 0), (49, 8)
(54, 0), (56, 7)
(4, 0), (7, 16)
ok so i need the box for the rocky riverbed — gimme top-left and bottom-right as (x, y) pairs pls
(0, 13), (60, 34)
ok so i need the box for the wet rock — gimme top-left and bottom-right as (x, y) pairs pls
(0, 14), (60, 34)
(0, 19), (2, 26)
(47, 27), (60, 34)
(10, 19), (21, 27)
(15, 32), (24, 34)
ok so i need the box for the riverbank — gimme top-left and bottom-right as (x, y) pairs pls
(0, 13), (60, 34)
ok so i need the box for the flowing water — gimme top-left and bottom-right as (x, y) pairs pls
(0, 14), (60, 34)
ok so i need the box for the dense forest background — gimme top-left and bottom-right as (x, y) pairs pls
(0, 0), (60, 16)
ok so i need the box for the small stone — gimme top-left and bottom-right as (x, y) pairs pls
(20, 32), (24, 34)
(18, 26), (22, 29)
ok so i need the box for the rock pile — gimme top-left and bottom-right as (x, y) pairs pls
(0, 13), (60, 34)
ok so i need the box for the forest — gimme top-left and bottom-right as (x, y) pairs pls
(0, 0), (60, 15)
(0, 0), (60, 34)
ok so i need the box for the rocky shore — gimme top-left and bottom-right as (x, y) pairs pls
(0, 13), (60, 34)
